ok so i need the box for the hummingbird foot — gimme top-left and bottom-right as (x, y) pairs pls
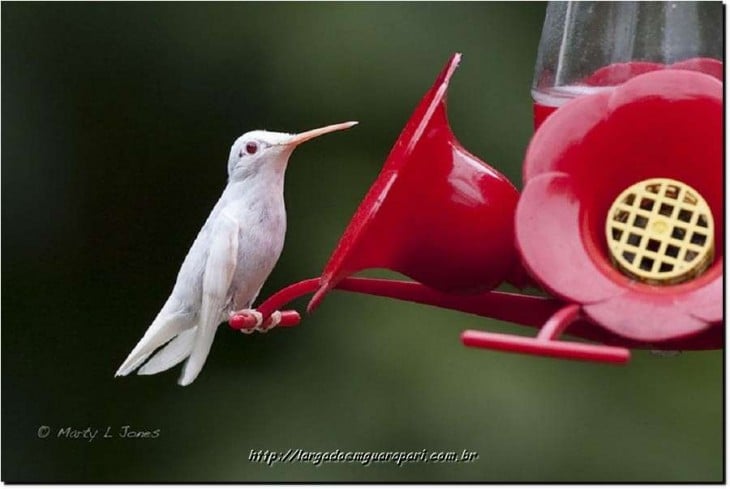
(229, 309), (263, 334)
(229, 309), (283, 334)
(256, 311), (282, 333)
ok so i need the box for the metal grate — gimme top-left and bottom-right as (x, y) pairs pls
(605, 178), (714, 285)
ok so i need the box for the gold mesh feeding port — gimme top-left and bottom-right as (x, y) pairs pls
(605, 178), (714, 286)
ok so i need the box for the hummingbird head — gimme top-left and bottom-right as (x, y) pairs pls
(227, 121), (358, 182)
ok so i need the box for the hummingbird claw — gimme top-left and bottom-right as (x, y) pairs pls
(256, 311), (282, 333)
(229, 309), (263, 333)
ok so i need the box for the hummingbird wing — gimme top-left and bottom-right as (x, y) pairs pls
(178, 211), (239, 386)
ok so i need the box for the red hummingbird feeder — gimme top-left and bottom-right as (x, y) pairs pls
(231, 2), (723, 364)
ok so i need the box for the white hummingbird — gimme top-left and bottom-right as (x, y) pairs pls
(115, 121), (357, 386)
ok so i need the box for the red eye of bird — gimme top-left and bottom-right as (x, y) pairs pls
(245, 142), (259, 155)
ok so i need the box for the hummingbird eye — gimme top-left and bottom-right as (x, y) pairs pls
(245, 142), (259, 155)
(238, 141), (259, 158)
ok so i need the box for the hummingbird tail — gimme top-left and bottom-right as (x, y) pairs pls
(115, 310), (192, 377)
(137, 327), (197, 376)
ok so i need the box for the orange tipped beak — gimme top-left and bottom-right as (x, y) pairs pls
(286, 121), (358, 146)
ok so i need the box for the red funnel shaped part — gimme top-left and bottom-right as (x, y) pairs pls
(309, 54), (520, 312)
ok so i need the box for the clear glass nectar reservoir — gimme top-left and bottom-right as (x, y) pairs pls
(532, 1), (722, 118)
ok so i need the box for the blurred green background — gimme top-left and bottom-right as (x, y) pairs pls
(2, 2), (722, 482)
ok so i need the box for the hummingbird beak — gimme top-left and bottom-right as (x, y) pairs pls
(285, 121), (358, 147)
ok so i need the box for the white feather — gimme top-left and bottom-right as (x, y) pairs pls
(115, 304), (194, 377)
(138, 328), (197, 375)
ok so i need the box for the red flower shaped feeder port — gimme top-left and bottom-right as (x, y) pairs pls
(515, 68), (723, 345)
(231, 54), (723, 364)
